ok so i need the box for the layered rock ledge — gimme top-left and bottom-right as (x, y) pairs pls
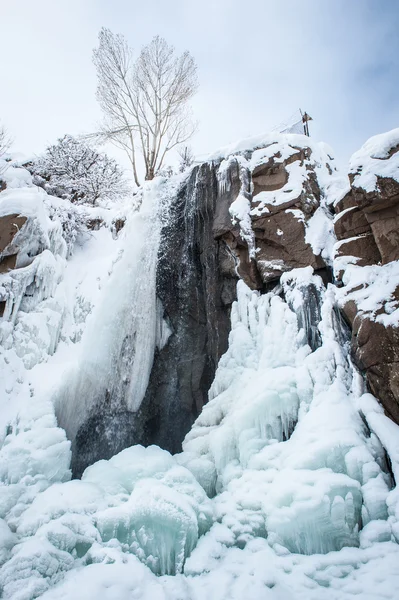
(334, 129), (399, 423)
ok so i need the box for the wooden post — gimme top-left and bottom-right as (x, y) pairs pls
(300, 109), (313, 137)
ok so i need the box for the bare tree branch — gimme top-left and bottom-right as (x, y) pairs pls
(177, 145), (194, 173)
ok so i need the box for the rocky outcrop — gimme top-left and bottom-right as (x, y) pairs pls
(139, 137), (336, 458)
(212, 142), (333, 289)
(0, 136), (346, 476)
(350, 313), (399, 423)
(335, 129), (399, 424)
(334, 135), (399, 274)
(74, 137), (334, 473)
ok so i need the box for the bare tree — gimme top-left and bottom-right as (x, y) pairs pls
(0, 124), (12, 177)
(93, 29), (198, 184)
(93, 29), (140, 186)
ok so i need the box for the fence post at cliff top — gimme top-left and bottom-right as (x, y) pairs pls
(300, 109), (313, 137)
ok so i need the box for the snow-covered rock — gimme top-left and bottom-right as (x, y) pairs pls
(212, 132), (347, 288)
(334, 128), (399, 424)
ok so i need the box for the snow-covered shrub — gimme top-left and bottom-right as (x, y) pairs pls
(45, 198), (90, 258)
(31, 135), (129, 206)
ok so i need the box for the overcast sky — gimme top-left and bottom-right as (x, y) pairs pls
(1, 0), (398, 173)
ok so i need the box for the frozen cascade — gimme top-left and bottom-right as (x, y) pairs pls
(182, 268), (394, 555)
(0, 269), (399, 600)
(2, 142), (399, 598)
(53, 180), (170, 475)
(282, 267), (324, 351)
(1, 267), (399, 598)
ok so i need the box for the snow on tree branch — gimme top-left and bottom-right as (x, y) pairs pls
(31, 135), (129, 206)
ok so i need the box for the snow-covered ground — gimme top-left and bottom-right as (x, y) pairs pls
(1, 136), (399, 600)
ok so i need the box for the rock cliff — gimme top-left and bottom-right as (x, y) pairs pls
(334, 129), (399, 423)
(141, 134), (345, 457)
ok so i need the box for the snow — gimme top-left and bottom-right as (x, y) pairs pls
(230, 191), (255, 258)
(1, 138), (399, 599)
(1, 162), (33, 189)
(349, 127), (399, 193)
(4, 264), (398, 598)
(217, 154), (256, 258)
(336, 260), (399, 327)
(305, 206), (335, 263)
(209, 132), (322, 163)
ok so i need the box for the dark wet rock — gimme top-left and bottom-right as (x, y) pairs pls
(141, 163), (238, 454)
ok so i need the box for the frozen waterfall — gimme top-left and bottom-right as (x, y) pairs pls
(52, 179), (171, 473)
(2, 263), (399, 600)
(182, 269), (395, 556)
(1, 170), (399, 598)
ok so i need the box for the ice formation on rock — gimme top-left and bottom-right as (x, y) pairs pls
(1, 134), (399, 599)
(53, 180), (167, 446)
(182, 272), (393, 554)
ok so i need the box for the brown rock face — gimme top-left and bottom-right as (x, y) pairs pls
(334, 207), (370, 241)
(335, 140), (399, 424)
(335, 234), (381, 280)
(253, 211), (324, 283)
(0, 214), (27, 253)
(0, 214), (27, 271)
(252, 158), (288, 194)
(366, 204), (399, 263)
(213, 146), (326, 289)
(351, 314), (399, 423)
(335, 171), (399, 270)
